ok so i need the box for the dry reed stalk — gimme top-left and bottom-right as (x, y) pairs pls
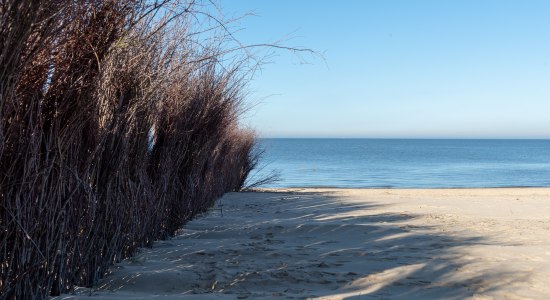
(0, 1), (266, 298)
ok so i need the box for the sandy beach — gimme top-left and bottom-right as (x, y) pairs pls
(58, 188), (550, 299)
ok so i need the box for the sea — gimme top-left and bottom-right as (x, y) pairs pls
(251, 138), (550, 188)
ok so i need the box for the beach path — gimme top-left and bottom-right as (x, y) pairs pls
(57, 188), (550, 299)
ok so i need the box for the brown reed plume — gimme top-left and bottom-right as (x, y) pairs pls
(0, 1), (267, 298)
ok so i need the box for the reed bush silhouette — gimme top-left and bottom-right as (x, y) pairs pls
(0, 1), (263, 298)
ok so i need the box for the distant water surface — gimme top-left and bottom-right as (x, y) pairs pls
(253, 139), (550, 188)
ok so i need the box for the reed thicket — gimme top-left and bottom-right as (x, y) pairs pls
(0, 1), (261, 298)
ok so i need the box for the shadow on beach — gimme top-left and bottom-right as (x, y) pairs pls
(61, 190), (527, 299)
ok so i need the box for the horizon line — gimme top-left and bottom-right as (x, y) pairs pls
(258, 136), (550, 140)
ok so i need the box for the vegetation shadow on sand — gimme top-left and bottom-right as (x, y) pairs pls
(73, 190), (526, 299)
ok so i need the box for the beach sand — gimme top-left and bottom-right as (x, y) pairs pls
(58, 188), (550, 299)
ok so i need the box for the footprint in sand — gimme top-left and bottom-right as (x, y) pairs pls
(317, 262), (331, 268)
(265, 238), (284, 245)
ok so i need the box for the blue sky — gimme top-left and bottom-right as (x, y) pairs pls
(221, 1), (550, 138)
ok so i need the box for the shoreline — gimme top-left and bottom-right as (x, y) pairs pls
(252, 186), (550, 190)
(59, 188), (550, 299)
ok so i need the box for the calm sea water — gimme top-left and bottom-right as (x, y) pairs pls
(253, 139), (550, 188)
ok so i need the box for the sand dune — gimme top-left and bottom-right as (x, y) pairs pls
(57, 188), (550, 299)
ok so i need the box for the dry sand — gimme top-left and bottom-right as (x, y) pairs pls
(58, 188), (550, 299)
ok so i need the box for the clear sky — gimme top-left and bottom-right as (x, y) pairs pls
(221, 0), (550, 138)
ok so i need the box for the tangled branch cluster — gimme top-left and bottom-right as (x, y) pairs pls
(0, 1), (262, 298)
